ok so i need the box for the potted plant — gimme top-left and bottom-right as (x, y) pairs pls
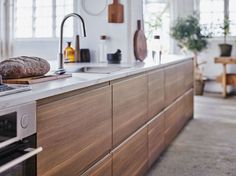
(219, 18), (232, 56)
(171, 15), (211, 95)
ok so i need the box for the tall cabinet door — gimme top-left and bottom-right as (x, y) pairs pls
(112, 74), (148, 147)
(37, 86), (112, 176)
(148, 69), (165, 120)
(112, 127), (148, 176)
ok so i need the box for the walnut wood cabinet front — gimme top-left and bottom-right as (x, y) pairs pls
(164, 65), (178, 107)
(148, 69), (165, 120)
(36, 59), (194, 176)
(112, 127), (148, 176)
(185, 89), (194, 121)
(184, 60), (194, 91)
(81, 155), (112, 176)
(147, 112), (165, 167)
(112, 74), (148, 147)
(37, 86), (112, 176)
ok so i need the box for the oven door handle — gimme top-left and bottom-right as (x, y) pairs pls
(0, 147), (43, 174)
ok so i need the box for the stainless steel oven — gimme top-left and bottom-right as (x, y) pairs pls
(0, 102), (42, 176)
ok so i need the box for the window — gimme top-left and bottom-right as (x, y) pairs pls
(143, 0), (170, 55)
(229, 0), (236, 35)
(199, 0), (224, 36)
(14, 0), (74, 39)
(199, 0), (236, 36)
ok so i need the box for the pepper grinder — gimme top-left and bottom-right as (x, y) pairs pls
(75, 35), (81, 62)
(0, 75), (3, 85)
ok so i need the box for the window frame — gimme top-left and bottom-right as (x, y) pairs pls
(13, 0), (78, 41)
(198, 0), (236, 38)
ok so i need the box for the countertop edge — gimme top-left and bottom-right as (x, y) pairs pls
(0, 56), (193, 109)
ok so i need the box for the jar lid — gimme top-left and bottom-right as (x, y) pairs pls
(154, 35), (160, 39)
(100, 35), (107, 40)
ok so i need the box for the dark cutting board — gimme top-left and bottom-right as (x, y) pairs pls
(3, 74), (72, 84)
(134, 20), (148, 61)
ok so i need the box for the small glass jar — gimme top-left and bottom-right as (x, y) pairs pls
(98, 35), (108, 63)
(64, 42), (75, 63)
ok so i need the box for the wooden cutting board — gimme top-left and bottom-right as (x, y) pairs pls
(134, 20), (148, 61)
(3, 74), (72, 85)
(108, 0), (124, 23)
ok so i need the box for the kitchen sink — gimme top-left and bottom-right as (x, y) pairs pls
(68, 66), (131, 74)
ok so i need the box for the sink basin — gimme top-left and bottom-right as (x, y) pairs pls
(68, 66), (131, 74)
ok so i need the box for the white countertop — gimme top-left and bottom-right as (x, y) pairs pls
(0, 55), (192, 109)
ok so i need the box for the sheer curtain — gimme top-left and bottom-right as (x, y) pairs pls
(0, 0), (13, 60)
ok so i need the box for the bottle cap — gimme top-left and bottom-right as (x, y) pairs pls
(154, 35), (160, 39)
(100, 35), (107, 40)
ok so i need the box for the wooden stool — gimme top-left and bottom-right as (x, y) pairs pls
(215, 57), (236, 98)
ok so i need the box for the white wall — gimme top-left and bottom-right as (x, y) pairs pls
(13, 40), (58, 60)
(79, 0), (143, 63)
(13, 0), (144, 64)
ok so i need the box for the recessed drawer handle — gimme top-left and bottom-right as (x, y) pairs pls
(0, 147), (43, 174)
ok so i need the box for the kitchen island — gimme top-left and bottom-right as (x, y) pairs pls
(0, 55), (194, 176)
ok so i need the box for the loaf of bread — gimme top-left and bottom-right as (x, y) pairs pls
(0, 56), (50, 79)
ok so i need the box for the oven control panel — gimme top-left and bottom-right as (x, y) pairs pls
(0, 102), (36, 148)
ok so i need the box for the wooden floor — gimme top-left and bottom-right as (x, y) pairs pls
(146, 94), (236, 176)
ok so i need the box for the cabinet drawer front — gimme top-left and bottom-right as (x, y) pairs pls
(164, 96), (187, 147)
(148, 69), (165, 120)
(185, 89), (194, 121)
(113, 127), (148, 176)
(148, 113), (165, 167)
(184, 60), (194, 91)
(164, 126), (178, 147)
(176, 63), (186, 98)
(37, 86), (112, 176)
(82, 155), (112, 176)
(164, 102), (177, 132)
(113, 74), (148, 147)
(165, 65), (178, 107)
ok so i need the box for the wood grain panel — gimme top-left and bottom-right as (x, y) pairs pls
(164, 65), (178, 107)
(37, 86), (112, 176)
(164, 101), (177, 132)
(185, 89), (194, 121)
(164, 96), (187, 147)
(175, 96), (187, 131)
(81, 155), (112, 176)
(184, 60), (194, 91)
(113, 127), (148, 176)
(112, 74), (148, 147)
(148, 69), (165, 120)
(176, 63), (185, 98)
(147, 113), (165, 167)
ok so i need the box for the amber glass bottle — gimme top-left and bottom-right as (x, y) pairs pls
(64, 42), (75, 63)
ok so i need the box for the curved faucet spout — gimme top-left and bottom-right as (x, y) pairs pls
(56, 13), (86, 75)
